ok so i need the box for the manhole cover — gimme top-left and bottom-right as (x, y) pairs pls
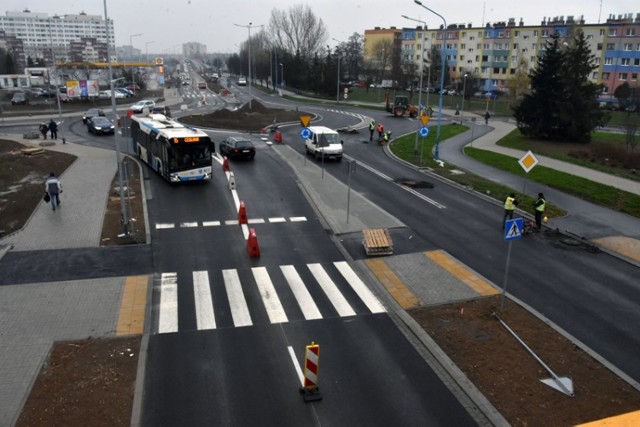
(395, 178), (434, 188)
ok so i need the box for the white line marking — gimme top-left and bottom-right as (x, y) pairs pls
(280, 265), (322, 320)
(288, 346), (305, 387)
(225, 220), (239, 225)
(252, 267), (288, 324)
(180, 222), (198, 228)
(289, 217), (307, 222)
(222, 269), (253, 327)
(248, 218), (265, 224)
(155, 223), (175, 229)
(231, 189), (240, 211)
(269, 217), (287, 223)
(334, 261), (387, 313)
(202, 221), (221, 227)
(241, 223), (249, 240)
(307, 263), (355, 317)
(158, 273), (178, 333)
(193, 271), (216, 330)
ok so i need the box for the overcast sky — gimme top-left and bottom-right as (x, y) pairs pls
(3, 0), (634, 54)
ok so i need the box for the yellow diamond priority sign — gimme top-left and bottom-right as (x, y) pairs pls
(518, 150), (539, 173)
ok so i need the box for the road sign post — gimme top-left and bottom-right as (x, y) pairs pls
(500, 218), (523, 312)
(518, 150), (539, 200)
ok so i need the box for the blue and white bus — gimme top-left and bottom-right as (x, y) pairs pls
(130, 113), (214, 182)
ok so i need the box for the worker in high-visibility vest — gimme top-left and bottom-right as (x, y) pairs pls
(368, 120), (376, 142)
(382, 130), (391, 144)
(376, 123), (384, 141)
(503, 193), (518, 229)
(534, 192), (546, 231)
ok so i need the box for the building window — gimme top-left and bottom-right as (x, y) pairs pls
(513, 43), (518, 50)
(515, 31), (519, 37)
(604, 57), (613, 65)
(619, 73), (627, 81)
(533, 30), (538, 36)
(626, 28), (635, 36)
(602, 72), (610, 79)
(635, 58), (640, 66)
(608, 29), (617, 36)
(599, 29), (605, 36)
(624, 43), (633, 51)
(594, 58), (600, 65)
(621, 58), (630, 66)
(597, 43), (603, 50)
(586, 35), (593, 39)
(592, 72), (598, 79)
(632, 73), (638, 81)
(606, 43), (615, 50)
(460, 43), (466, 49)
(541, 29), (549, 37)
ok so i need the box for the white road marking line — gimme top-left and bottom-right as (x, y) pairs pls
(180, 222), (198, 228)
(241, 223), (249, 240)
(248, 218), (265, 224)
(289, 217), (307, 222)
(158, 273), (178, 333)
(252, 267), (288, 324)
(281, 265), (322, 320)
(225, 220), (239, 225)
(155, 223), (175, 229)
(334, 261), (387, 314)
(269, 217), (286, 223)
(193, 271), (216, 330)
(222, 269), (253, 327)
(307, 263), (355, 317)
(231, 189), (240, 211)
(288, 346), (305, 387)
(202, 221), (221, 227)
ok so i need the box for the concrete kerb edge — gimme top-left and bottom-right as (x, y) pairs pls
(130, 274), (153, 427)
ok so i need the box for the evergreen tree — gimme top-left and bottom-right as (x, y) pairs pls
(513, 31), (607, 142)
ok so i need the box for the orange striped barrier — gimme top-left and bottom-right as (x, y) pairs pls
(301, 342), (322, 401)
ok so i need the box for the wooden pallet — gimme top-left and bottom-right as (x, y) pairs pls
(21, 147), (44, 156)
(363, 228), (393, 256)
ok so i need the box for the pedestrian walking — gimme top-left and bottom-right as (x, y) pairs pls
(368, 120), (375, 142)
(533, 192), (546, 231)
(48, 119), (58, 140)
(484, 111), (491, 125)
(39, 122), (48, 140)
(45, 172), (63, 211)
(503, 193), (518, 229)
(376, 123), (384, 142)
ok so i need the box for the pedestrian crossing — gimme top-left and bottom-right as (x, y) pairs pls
(155, 216), (308, 230)
(153, 261), (386, 334)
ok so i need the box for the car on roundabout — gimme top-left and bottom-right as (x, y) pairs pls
(129, 99), (156, 113)
(237, 76), (247, 86)
(86, 116), (115, 135)
(82, 108), (105, 124)
(219, 137), (255, 160)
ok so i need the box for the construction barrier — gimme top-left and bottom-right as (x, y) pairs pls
(223, 156), (229, 172)
(228, 171), (236, 190)
(238, 201), (248, 224)
(247, 228), (260, 257)
(274, 130), (283, 143)
(300, 342), (322, 402)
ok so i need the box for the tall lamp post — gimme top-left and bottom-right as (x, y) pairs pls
(402, 14), (427, 155)
(460, 73), (468, 124)
(332, 38), (342, 103)
(234, 22), (264, 109)
(129, 33), (142, 84)
(414, 0), (446, 161)
(105, 0), (130, 236)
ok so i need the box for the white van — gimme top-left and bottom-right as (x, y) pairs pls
(304, 126), (343, 161)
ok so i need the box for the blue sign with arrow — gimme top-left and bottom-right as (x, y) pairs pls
(299, 127), (311, 140)
(419, 126), (430, 138)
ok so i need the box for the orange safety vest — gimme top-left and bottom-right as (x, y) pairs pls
(376, 124), (383, 133)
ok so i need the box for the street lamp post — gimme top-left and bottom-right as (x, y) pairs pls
(460, 73), (468, 124)
(129, 33), (142, 85)
(234, 22), (264, 109)
(332, 38), (342, 103)
(105, 0), (130, 236)
(414, 0), (447, 161)
(402, 14), (427, 155)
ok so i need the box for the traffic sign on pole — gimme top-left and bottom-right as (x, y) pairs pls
(299, 127), (311, 140)
(504, 218), (523, 241)
(419, 126), (430, 138)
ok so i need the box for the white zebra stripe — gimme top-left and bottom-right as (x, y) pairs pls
(158, 273), (179, 333)
(222, 269), (253, 327)
(334, 261), (386, 313)
(280, 265), (322, 320)
(193, 271), (216, 330)
(252, 267), (288, 324)
(307, 263), (355, 317)
(155, 223), (175, 229)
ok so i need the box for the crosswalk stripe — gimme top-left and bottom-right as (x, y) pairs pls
(248, 218), (265, 224)
(222, 269), (253, 327)
(334, 261), (387, 314)
(269, 217), (286, 223)
(290, 217), (307, 222)
(158, 273), (179, 333)
(180, 222), (198, 228)
(307, 263), (356, 317)
(252, 267), (288, 324)
(280, 265), (322, 320)
(193, 271), (216, 330)
(202, 221), (221, 227)
(156, 223), (175, 229)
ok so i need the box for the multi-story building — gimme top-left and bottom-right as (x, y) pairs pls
(183, 42), (207, 58)
(366, 12), (640, 102)
(0, 9), (115, 70)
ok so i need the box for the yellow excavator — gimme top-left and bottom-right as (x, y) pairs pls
(385, 92), (419, 118)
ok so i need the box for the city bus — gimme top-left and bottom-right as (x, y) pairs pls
(130, 113), (214, 182)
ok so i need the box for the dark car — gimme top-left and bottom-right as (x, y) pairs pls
(11, 92), (29, 105)
(82, 108), (105, 124)
(219, 137), (255, 160)
(86, 116), (114, 135)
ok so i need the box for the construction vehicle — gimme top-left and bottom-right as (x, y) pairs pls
(385, 93), (418, 118)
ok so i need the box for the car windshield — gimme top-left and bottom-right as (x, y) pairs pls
(236, 141), (253, 149)
(318, 133), (338, 145)
(91, 117), (111, 125)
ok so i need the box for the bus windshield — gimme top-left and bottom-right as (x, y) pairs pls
(169, 140), (212, 170)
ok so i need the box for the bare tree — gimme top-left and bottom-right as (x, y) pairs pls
(371, 39), (394, 83)
(266, 5), (328, 58)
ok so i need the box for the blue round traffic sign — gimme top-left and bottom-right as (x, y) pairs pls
(419, 126), (430, 137)
(300, 127), (311, 140)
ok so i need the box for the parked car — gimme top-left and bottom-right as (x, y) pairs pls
(86, 116), (115, 135)
(82, 108), (105, 124)
(29, 87), (46, 97)
(10, 92), (29, 105)
(151, 105), (171, 117)
(129, 99), (156, 113)
(114, 87), (134, 97)
(125, 84), (141, 92)
(219, 137), (255, 160)
(237, 76), (247, 86)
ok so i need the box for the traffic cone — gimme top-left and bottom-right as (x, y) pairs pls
(247, 228), (260, 257)
(274, 130), (283, 143)
(238, 201), (248, 224)
(223, 156), (229, 172)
